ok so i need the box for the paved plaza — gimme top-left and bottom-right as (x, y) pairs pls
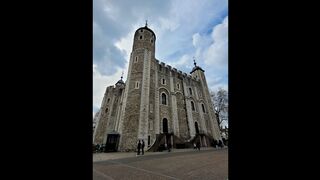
(93, 147), (228, 180)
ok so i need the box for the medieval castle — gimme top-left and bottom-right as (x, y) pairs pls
(93, 24), (222, 152)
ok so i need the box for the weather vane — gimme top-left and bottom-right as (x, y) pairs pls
(193, 56), (197, 66)
(121, 71), (124, 80)
(145, 20), (148, 27)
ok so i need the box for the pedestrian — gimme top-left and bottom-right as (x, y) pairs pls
(218, 140), (224, 148)
(214, 140), (218, 148)
(141, 140), (145, 155)
(137, 140), (141, 155)
(168, 143), (171, 152)
(196, 141), (200, 151)
(193, 143), (197, 150)
(212, 140), (216, 148)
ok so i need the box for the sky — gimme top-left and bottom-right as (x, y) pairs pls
(93, 0), (228, 117)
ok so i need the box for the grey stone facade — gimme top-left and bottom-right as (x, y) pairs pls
(93, 25), (222, 151)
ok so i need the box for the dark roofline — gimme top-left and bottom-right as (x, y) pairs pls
(136, 27), (156, 40)
(190, 66), (205, 74)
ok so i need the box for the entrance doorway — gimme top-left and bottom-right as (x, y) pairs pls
(105, 134), (120, 152)
(163, 118), (168, 133)
(195, 122), (199, 134)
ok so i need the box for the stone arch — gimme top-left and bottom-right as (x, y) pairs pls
(161, 93), (167, 105)
(159, 87), (170, 106)
(189, 87), (193, 95)
(201, 103), (206, 113)
(189, 97), (197, 112)
(191, 101), (195, 111)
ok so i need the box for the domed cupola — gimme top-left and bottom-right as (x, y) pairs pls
(132, 21), (156, 53)
(115, 72), (125, 88)
(190, 58), (204, 74)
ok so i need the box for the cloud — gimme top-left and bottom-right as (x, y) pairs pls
(189, 16), (228, 92)
(93, 21), (126, 76)
(204, 16), (228, 69)
(168, 54), (194, 71)
(115, 27), (137, 62)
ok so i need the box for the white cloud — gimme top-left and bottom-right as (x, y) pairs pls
(159, 17), (180, 32)
(115, 27), (136, 62)
(192, 33), (201, 47)
(169, 54), (192, 69)
(102, 3), (119, 21)
(204, 16), (228, 69)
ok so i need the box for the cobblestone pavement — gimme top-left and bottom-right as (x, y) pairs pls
(93, 148), (228, 180)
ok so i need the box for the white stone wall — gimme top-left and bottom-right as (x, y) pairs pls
(183, 80), (196, 138)
(138, 49), (151, 142)
(154, 61), (160, 134)
(170, 71), (179, 136)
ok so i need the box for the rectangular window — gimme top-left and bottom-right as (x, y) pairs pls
(148, 135), (150, 146)
(135, 81), (140, 89)
(150, 104), (153, 113)
(149, 121), (153, 130)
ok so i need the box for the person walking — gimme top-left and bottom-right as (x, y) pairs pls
(137, 140), (141, 156)
(196, 141), (200, 151)
(168, 143), (171, 152)
(214, 140), (218, 149)
(141, 140), (145, 155)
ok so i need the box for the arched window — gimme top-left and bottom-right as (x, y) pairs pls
(161, 93), (167, 105)
(107, 98), (110, 103)
(191, 101), (195, 111)
(105, 108), (108, 113)
(195, 122), (199, 134)
(202, 104), (206, 113)
(162, 78), (166, 85)
(177, 83), (180, 90)
(139, 35), (142, 39)
(189, 88), (192, 95)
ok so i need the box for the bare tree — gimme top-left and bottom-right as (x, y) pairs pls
(210, 88), (228, 130)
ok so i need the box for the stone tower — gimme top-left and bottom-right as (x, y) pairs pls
(93, 23), (222, 152)
(190, 59), (220, 140)
(117, 23), (156, 150)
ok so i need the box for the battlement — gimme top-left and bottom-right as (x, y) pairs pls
(154, 59), (200, 81)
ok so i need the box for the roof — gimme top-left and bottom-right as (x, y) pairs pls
(136, 26), (156, 40)
(190, 66), (205, 74)
(116, 79), (124, 85)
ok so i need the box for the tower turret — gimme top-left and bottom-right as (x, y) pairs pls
(132, 23), (156, 57)
(118, 23), (156, 150)
(189, 57), (221, 140)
